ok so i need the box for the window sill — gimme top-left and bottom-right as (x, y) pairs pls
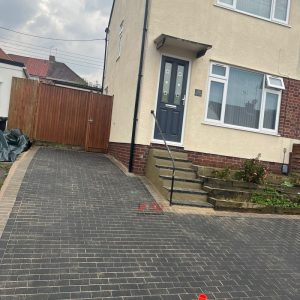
(214, 4), (291, 28)
(151, 139), (184, 148)
(202, 120), (281, 137)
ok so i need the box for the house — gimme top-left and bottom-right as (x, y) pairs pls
(0, 49), (27, 130)
(103, 0), (300, 180)
(8, 54), (86, 85)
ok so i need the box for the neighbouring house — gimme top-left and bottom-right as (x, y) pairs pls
(103, 0), (300, 178)
(8, 54), (86, 86)
(0, 49), (27, 130)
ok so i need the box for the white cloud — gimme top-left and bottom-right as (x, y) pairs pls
(0, 0), (113, 84)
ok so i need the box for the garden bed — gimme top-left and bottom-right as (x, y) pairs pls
(195, 162), (300, 215)
(208, 197), (300, 214)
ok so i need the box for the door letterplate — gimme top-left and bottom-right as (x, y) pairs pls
(165, 104), (177, 109)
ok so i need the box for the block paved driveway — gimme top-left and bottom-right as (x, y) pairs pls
(0, 148), (299, 300)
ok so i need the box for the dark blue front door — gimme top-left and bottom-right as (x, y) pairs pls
(154, 56), (189, 143)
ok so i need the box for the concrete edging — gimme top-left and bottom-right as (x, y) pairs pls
(0, 147), (38, 237)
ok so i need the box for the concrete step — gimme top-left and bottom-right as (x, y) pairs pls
(204, 185), (251, 201)
(172, 199), (213, 208)
(155, 157), (193, 169)
(151, 148), (188, 160)
(159, 168), (196, 179)
(156, 164), (194, 173)
(160, 175), (203, 189)
(164, 186), (208, 202)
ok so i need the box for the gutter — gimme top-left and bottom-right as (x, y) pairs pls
(101, 27), (109, 93)
(102, 0), (115, 92)
(128, 0), (150, 173)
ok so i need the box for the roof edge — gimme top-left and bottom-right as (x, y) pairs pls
(0, 58), (25, 68)
(50, 78), (102, 92)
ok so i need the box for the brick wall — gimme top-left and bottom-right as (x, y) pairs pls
(108, 142), (149, 175)
(187, 151), (281, 173)
(109, 142), (282, 175)
(151, 143), (281, 173)
(279, 78), (300, 139)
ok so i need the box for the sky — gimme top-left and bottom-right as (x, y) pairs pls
(0, 0), (113, 86)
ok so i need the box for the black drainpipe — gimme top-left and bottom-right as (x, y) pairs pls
(128, 0), (149, 173)
(101, 27), (109, 93)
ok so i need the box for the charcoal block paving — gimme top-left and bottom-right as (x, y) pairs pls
(0, 148), (299, 300)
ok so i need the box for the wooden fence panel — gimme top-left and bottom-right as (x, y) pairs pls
(8, 78), (113, 152)
(85, 93), (113, 152)
(35, 84), (90, 146)
(8, 78), (39, 138)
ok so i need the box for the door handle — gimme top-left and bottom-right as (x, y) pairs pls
(165, 104), (177, 109)
(182, 95), (186, 106)
(88, 119), (94, 123)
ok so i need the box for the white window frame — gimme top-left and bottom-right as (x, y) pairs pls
(216, 0), (291, 25)
(260, 88), (282, 133)
(266, 74), (285, 90)
(205, 62), (283, 135)
(210, 63), (229, 79)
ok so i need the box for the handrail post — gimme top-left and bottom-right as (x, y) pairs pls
(151, 110), (175, 206)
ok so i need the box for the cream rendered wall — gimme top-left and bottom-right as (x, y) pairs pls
(0, 63), (25, 118)
(104, 0), (145, 143)
(135, 0), (300, 164)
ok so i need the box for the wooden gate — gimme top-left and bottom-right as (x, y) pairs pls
(8, 78), (113, 153)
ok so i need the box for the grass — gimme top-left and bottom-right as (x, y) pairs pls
(251, 187), (300, 208)
(0, 162), (12, 190)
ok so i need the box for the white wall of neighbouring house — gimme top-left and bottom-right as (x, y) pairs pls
(104, 0), (146, 144)
(0, 62), (26, 119)
(132, 0), (300, 165)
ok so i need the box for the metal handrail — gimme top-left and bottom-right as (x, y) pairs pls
(151, 110), (175, 206)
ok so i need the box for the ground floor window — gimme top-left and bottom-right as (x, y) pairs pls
(206, 62), (284, 134)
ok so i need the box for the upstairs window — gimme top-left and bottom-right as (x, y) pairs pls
(206, 63), (285, 134)
(217, 0), (290, 24)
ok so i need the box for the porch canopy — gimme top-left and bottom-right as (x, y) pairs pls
(154, 34), (212, 59)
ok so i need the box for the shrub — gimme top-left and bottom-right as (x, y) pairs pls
(234, 154), (268, 184)
(251, 187), (300, 208)
(211, 167), (231, 180)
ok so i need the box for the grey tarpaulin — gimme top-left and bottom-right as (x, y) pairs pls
(0, 129), (31, 162)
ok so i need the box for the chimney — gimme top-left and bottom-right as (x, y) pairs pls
(49, 55), (55, 62)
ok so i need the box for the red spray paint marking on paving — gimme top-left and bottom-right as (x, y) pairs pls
(137, 201), (163, 213)
(198, 294), (208, 300)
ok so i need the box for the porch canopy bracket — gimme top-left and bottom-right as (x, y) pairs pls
(154, 34), (212, 59)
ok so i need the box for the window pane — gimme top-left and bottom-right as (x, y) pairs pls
(174, 65), (184, 105)
(236, 0), (272, 19)
(269, 77), (283, 87)
(263, 92), (279, 130)
(225, 67), (264, 129)
(212, 65), (226, 77)
(219, 0), (234, 6)
(274, 0), (288, 21)
(269, 77), (282, 87)
(207, 81), (224, 121)
(162, 62), (172, 103)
